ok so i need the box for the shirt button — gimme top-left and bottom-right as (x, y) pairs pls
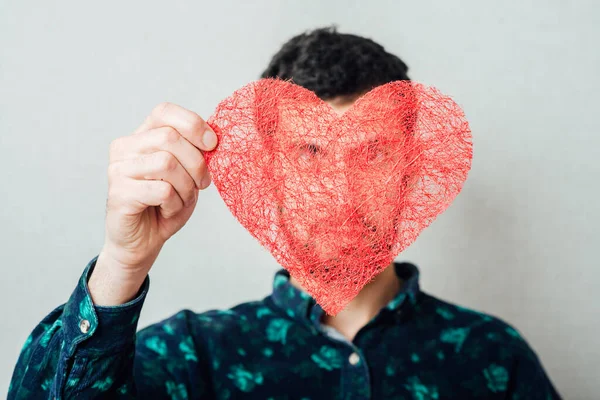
(348, 352), (360, 365)
(79, 319), (91, 334)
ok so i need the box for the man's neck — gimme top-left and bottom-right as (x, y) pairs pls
(289, 261), (402, 342)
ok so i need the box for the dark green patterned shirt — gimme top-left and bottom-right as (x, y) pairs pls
(9, 255), (561, 399)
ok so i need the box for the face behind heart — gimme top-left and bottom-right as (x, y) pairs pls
(205, 78), (472, 315)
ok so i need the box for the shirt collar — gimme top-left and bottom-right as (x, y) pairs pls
(270, 261), (421, 326)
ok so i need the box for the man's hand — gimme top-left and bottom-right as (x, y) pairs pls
(89, 102), (218, 306)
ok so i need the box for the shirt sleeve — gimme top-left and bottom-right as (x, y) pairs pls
(504, 333), (563, 399)
(8, 255), (213, 399)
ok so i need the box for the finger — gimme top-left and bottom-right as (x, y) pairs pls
(109, 151), (197, 208)
(110, 126), (211, 190)
(133, 102), (218, 151)
(108, 178), (184, 219)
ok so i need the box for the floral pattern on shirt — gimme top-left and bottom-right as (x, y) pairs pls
(9, 256), (562, 399)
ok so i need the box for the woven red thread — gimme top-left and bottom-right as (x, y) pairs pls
(205, 78), (472, 315)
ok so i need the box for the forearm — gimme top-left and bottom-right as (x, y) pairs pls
(88, 250), (148, 307)
(9, 256), (149, 399)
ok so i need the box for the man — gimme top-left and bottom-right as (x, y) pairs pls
(9, 27), (561, 399)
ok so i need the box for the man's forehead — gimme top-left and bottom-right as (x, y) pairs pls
(325, 95), (361, 116)
(277, 96), (393, 146)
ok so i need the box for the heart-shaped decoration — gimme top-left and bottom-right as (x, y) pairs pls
(205, 78), (472, 315)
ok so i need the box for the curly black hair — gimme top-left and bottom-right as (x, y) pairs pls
(260, 26), (410, 100)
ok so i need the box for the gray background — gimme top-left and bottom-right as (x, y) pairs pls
(1, 0), (598, 398)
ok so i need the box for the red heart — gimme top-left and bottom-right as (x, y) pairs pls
(205, 79), (472, 315)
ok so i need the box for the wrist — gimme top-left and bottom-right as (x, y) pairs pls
(88, 251), (148, 306)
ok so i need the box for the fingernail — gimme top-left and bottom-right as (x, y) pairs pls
(200, 174), (212, 189)
(202, 128), (217, 149)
